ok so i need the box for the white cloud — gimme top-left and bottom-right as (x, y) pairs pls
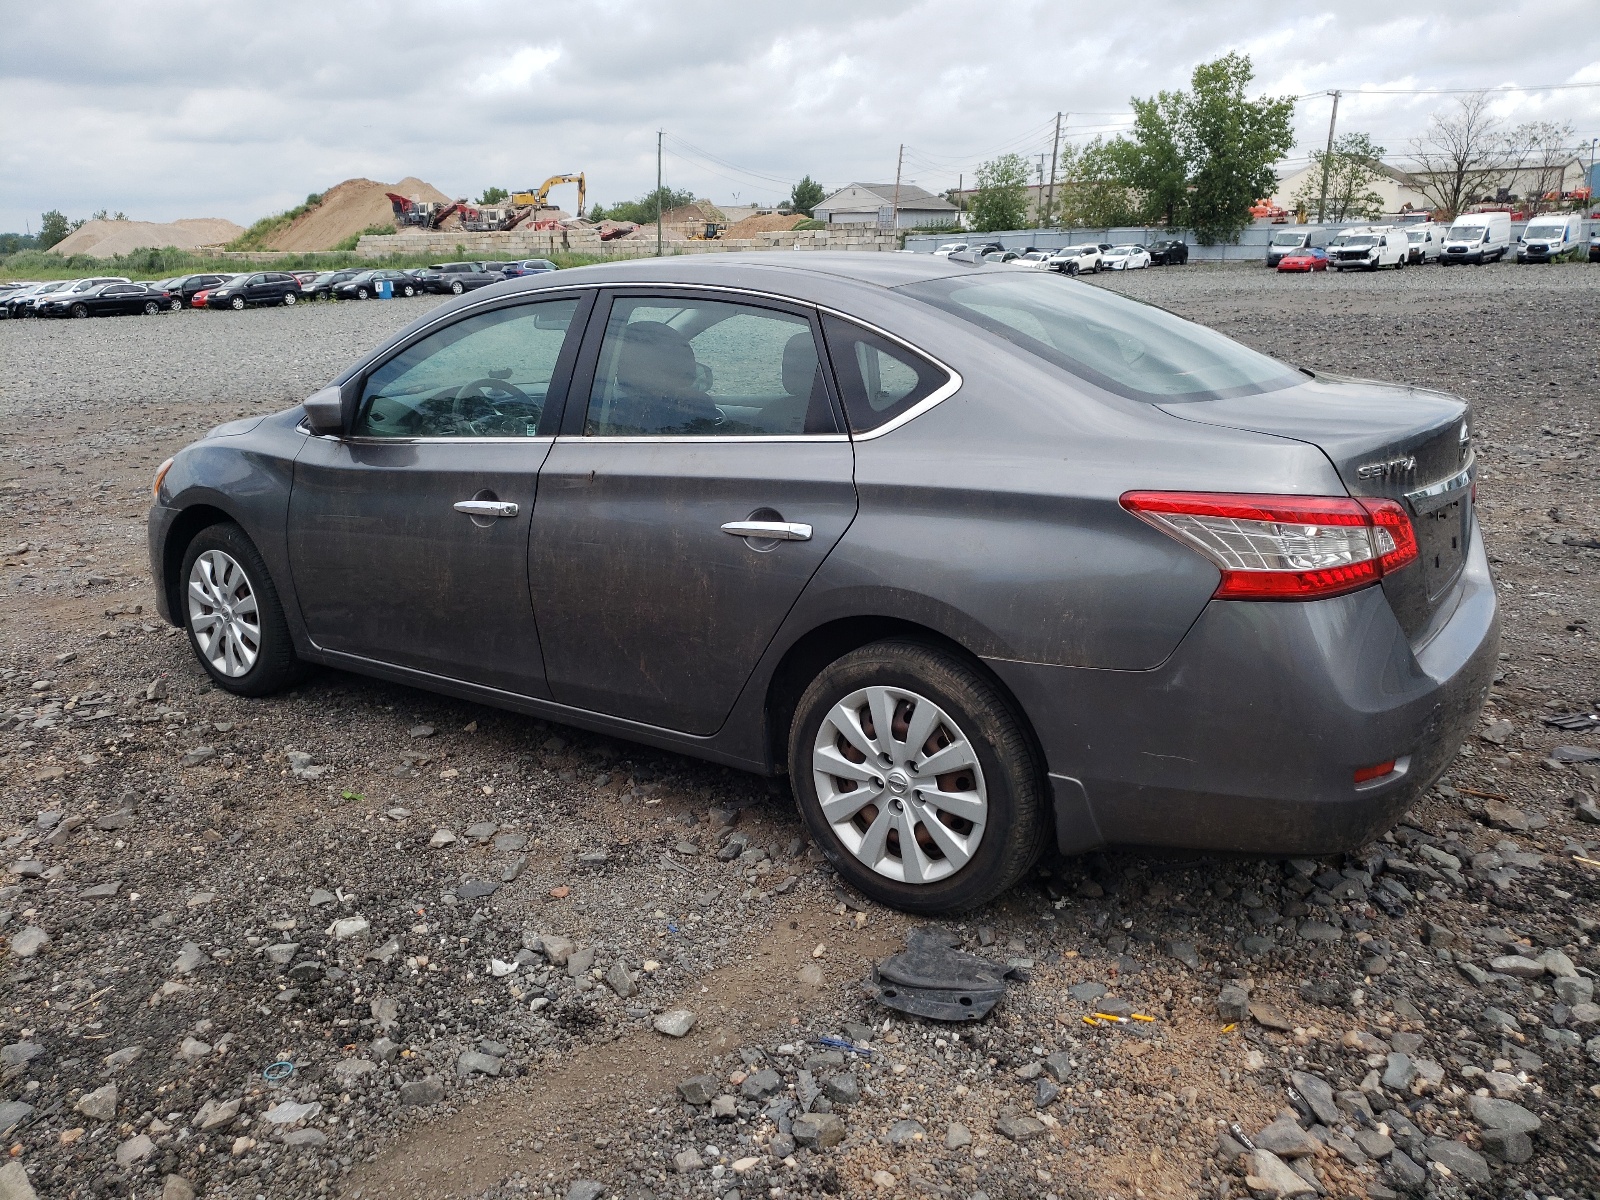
(0, 0), (1596, 231)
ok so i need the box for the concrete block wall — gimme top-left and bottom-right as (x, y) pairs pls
(353, 226), (900, 259)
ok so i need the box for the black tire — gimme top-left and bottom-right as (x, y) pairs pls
(402, 285), (415, 297)
(450, 281), (465, 295)
(230, 296), (245, 310)
(357, 288), (369, 299)
(788, 640), (1046, 915)
(178, 523), (307, 697)
(1066, 262), (1079, 276)
(283, 292), (297, 306)
(71, 303), (89, 319)
(169, 299), (182, 312)
(1395, 257), (1405, 270)
(143, 301), (160, 315)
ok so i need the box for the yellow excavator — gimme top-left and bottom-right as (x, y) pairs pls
(510, 174), (585, 217)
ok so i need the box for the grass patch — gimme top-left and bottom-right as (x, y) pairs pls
(332, 224), (398, 253)
(0, 245), (607, 283)
(226, 192), (325, 251)
(792, 218), (826, 230)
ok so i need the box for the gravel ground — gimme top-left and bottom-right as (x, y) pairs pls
(0, 267), (1596, 1200)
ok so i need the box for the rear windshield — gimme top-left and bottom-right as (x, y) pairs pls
(898, 274), (1300, 403)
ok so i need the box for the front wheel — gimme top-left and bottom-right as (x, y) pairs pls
(357, 288), (369, 299)
(71, 304), (89, 318)
(788, 640), (1046, 915)
(230, 296), (245, 310)
(168, 299), (182, 312)
(179, 523), (306, 696)
(283, 292), (297, 306)
(1065, 262), (1079, 276)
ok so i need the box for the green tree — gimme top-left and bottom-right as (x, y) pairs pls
(478, 186), (510, 206)
(605, 186), (698, 225)
(1119, 92), (1189, 226)
(969, 152), (1031, 232)
(789, 175), (825, 218)
(1293, 132), (1387, 222)
(1178, 53), (1295, 244)
(38, 209), (71, 250)
(1060, 139), (1142, 228)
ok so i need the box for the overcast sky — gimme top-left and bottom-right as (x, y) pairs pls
(2, 0), (1598, 232)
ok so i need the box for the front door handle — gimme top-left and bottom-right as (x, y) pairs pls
(455, 500), (519, 518)
(720, 520), (811, 542)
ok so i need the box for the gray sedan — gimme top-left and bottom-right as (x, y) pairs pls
(148, 254), (1497, 914)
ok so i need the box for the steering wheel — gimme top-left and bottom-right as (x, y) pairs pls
(451, 377), (532, 436)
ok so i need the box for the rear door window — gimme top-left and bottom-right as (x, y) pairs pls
(583, 295), (838, 437)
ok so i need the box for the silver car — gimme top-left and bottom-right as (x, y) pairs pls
(148, 254), (1497, 913)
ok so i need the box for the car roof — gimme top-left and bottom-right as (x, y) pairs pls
(535, 252), (982, 294)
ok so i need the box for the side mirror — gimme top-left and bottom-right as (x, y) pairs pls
(303, 384), (346, 435)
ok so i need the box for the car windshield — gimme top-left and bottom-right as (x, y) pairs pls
(1407, 232), (1423, 241)
(1447, 224), (1484, 241)
(1341, 236), (1377, 248)
(1270, 233), (1305, 246)
(1524, 224), (1564, 240)
(900, 275), (1300, 403)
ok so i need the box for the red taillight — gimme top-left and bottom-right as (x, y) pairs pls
(1120, 491), (1418, 601)
(1353, 759), (1397, 784)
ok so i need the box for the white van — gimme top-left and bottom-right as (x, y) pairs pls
(1441, 211), (1511, 264)
(1516, 212), (1583, 263)
(1328, 226), (1408, 271)
(1266, 227), (1330, 267)
(1404, 223), (1444, 264)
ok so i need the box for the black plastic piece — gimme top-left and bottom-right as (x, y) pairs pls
(870, 928), (1010, 1021)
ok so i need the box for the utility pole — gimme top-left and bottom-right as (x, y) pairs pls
(890, 143), (904, 231)
(656, 129), (663, 257)
(1316, 91), (1341, 225)
(1046, 111), (1063, 228)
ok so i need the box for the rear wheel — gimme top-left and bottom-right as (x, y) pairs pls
(179, 523), (305, 696)
(142, 301), (160, 315)
(402, 285), (415, 297)
(788, 640), (1046, 914)
(450, 281), (465, 295)
(283, 292), (297, 306)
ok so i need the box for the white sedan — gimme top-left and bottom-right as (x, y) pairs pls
(1101, 245), (1153, 270)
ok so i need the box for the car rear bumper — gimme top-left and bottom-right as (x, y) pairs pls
(987, 520), (1499, 857)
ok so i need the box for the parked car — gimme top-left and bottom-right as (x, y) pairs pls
(332, 270), (422, 300)
(1266, 228), (1330, 268)
(290, 271), (322, 286)
(1329, 227), (1408, 270)
(1044, 245), (1102, 275)
(38, 281), (174, 318)
(980, 249), (1019, 263)
(1590, 228), (1600, 262)
(500, 259), (559, 277)
(416, 262), (504, 295)
(1148, 240), (1189, 265)
(1404, 224), (1443, 264)
(1101, 245), (1153, 271)
(931, 242), (968, 258)
(147, 255), (1496, 913)
(206, 272), (303, 309)
(6, 276), (129, 317)
(1, 282), (60, 318)
(1441, 211), (1511, 264)
(167, 274), (238, 308)
(1007, 251), (1055, 270)
(301, 269), (369, 301)
(1276, 246), (1328, 272)
(1516, 212), (1583, 262)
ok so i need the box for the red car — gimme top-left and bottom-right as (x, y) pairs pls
(1277, 247), (1328, 272)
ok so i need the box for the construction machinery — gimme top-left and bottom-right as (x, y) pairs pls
(457, 205), (524, 233)
(386, 194), (460, 229)
(510, 174), (586, 217)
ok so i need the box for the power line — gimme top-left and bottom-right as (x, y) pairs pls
(1295, 81), (1600, 99)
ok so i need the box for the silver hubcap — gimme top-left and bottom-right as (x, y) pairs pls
(812, 685), (987, 885)
(187, 550), (261, 677)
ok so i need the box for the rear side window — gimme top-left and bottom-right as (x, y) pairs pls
(820, 315), (949, 433)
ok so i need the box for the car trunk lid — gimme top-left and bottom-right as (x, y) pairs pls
(1159, 373), (1473, 639)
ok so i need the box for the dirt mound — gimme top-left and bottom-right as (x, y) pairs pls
(722, 212), (807, 239)
(265, 177), (452, 251)
(49, 217), (244, 257)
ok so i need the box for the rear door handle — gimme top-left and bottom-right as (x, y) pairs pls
(455, 500), (519, 518)
(721, 520), (811, 542)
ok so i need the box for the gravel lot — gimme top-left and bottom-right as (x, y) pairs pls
(0, 265), (1596, 1200)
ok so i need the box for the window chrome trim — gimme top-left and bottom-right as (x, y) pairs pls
(554, 434), (850, 444)
(294, 419), (556, 447)
(338, 278), (964, 442)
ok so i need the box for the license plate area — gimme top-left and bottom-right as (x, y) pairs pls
(1417, 498), (1467, 600)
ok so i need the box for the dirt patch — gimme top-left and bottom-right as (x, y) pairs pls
(50, 217), (245, 257)
(266, 177), (451, 252)
(722, 213), (807, 239)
